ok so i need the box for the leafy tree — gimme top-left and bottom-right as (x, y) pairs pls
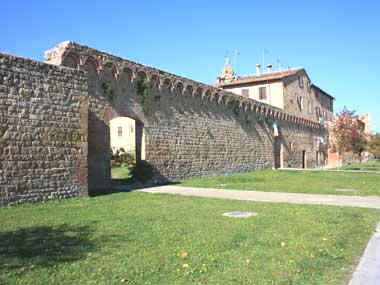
(351, 121), (368, 167)
(330, 107), (368, 167)
(369, 133), (380, 158)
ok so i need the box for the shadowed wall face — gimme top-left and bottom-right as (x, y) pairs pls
(0, 53), (88, 206)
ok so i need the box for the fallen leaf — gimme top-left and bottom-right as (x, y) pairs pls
(180, 252), (188, 258)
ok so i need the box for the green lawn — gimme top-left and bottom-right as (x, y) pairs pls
(177, 169), (380, 196)
(0, 192), (379, 284)
(111, 166), (132, 180)
(334, 159), (380, 172)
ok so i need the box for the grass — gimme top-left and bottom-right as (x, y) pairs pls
(0, 192), (379, 284)
(334, 159), (380, 172)
(111, 166), (132, 180)
(177, 169), (380, 196)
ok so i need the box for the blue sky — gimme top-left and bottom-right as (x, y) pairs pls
(1, 0), (379, 132)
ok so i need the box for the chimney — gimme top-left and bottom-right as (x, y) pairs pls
(256, 64), (261, 76)
(267, 64), (272, 73)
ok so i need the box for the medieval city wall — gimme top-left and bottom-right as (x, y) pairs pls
(0, 52), (88, 206)
(0, 41), (325, 205)
(46, 42), (323, 186)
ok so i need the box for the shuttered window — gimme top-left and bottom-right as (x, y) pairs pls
(259, 87), (267, 100)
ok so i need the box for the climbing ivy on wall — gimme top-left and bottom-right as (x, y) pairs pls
(137, 79), (150, 114)
(101, 82), (114, 102)
(225, 94), (240, 117)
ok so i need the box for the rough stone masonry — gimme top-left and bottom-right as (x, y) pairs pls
(0, 41), (324, 206)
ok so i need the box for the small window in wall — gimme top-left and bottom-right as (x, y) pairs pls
(298, 76), (304, 88)
(118, 126), (123, 137)
(323, 110), (327, 120)
(299, 96), (303, 110)
(129, 125), (134, 134)
(307, 81), (311, 93)
(308, 101), (312, 114)
(241, 88), (249, 97)
(316, 107), (321, 120)
(289, 142), (294, 151)
(259, 87), (267, 100)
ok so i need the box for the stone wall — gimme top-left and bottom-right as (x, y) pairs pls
(0, 41), (326, 205)
(46, 42), (324, 187)
(0, 52), (88, 206)
(283, 70), (333, 123)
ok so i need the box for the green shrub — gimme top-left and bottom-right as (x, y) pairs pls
(111, 148), (135, 169)
(130, 160), (155, 183)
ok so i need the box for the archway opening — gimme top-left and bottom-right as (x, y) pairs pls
(110, 116), (145, 185)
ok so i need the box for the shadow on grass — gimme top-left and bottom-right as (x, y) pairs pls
(0, 224), (94, 269)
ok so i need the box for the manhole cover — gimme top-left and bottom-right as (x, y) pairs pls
(222, 211), (257, 218)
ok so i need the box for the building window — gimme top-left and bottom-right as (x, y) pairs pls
(118, 126), (123, 137)
(298, 76), (304, 88)
(316, 107), (321, 119)
(307, 81), (311, 93)
(298, 96), (303, 110)
(129, 125), (134, 134)
(289, 142), (294, 151)
(259, 87), (267, 100)
(323, 110), (327, 120)
(241, 88), (249, 97)
(308, 101), (312, 114)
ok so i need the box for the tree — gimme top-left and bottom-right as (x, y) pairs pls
(330, 107), (368, 167)
(351, 120), (368, 167)
(369, 133), (380, 159)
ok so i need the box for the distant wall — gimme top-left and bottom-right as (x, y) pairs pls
(222, 81), (284, 109)
(110, 117), (136, 152)
(0, 53), (88, 206)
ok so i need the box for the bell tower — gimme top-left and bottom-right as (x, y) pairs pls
(217, 56), (235, 83)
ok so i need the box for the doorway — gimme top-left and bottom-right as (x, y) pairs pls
(109, 116), (145, 184)
(302, 150), (307, 169)
(274, 138), (284, 169)
(316, 151), (320, 167)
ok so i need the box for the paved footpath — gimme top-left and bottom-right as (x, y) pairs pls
(138, 185), (380, 209)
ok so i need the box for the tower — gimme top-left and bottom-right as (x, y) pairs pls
(217, 56), (235, 83)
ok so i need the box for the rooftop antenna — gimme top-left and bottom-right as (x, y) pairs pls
(234, 49), (240, 76)
(277, 57), (282, 70)
(262, 48), (268, 72)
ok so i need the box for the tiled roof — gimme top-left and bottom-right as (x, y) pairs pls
(213, 67), (303, 87)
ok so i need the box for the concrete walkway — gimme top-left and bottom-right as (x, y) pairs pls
(138, 185), (380, 209)
(280, 167), (380, 174)
(349, 223), (380, 285)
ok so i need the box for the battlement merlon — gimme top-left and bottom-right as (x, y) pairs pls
(44, 41), (322, 129)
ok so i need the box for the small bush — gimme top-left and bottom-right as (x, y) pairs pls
(111, 148), (135, 168)
(130, 160), (155, 183)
